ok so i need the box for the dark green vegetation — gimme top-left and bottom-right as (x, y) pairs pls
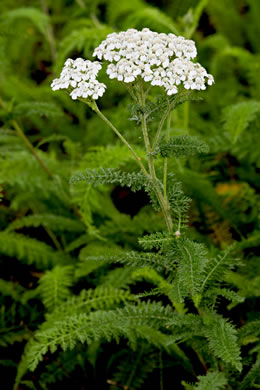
(0, 0), (260, 389)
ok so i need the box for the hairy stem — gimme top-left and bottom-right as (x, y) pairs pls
(163, 112), (171, 200)
(151, 108), (170, 152)
(93, 103), (149, 178)
(183, 101), (189, 131)
(138, 88), (173, 233)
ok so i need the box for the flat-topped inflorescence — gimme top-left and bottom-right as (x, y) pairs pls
(93, 28), (214, 95)
(51, 58), (106, 100)
(51, 28), (214, 100)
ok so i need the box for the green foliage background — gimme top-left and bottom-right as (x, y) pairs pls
(0, 0), (259, 389)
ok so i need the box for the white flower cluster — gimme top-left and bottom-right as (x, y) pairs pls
(51, 58), (106, 100)
(93, 28), (214, 95)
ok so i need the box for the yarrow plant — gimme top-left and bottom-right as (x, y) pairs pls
(51, 28), (214, 234)
(11, 27), (246, 388)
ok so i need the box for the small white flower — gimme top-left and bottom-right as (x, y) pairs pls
(51, 58), (106, 101)
(52, 29), (214, 101)
(92, 28), (213, 94)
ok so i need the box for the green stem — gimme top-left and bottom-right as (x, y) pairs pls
(151, 108), (170, 152)
(138, 89), (173, 233)
(183, 101), (189, 131)
(93, 104), (149, 178)
(152, 89), (188, 152)
(44, 226), (63, 251)
(0, 82), (51, 177)
(11, 120), (52, 177)
(125, 84), (138, 102)
(163, 113), (171, 200)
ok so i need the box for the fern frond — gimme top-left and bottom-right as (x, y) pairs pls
(239, 358), (260, 390)
(200, 246), (238, 292)
(7, 214), (85, 234)
(0, 327), (29, 347)
(238, 319), (260, 345)
(54, 25), (113, 72)
(70, 168), (146, 192)
(131, 267), (174, 302)
(83, 250), (176, 274)
(13, 102), (63, 118)
(166, 313), (204, 343)
(23, 301), (173, 371)
(64, 234), (89, 253)
(192, 371), (227, 390)
(0, 7), (48, 36)
(158, 135), (209, 158)
(204, 312), (242, 371)
(75, 257), (106, 278)
(124, 7), (180, 34)
(100, 266), (135, 289)
(0, 232), (71, 268)
(107, 0), (143, 25)
(48, 286), (134, 320)
(170, 238), (208, 303)
(167, 177), (191, 224)
(39, 266), (74, 312)
(222, 101), (260, 143)
(0, 150), (71, 207)
(0, 129), (24, 153)
(79, 145), (133, 170)
(0, 304), (30, 347)
(0, 279), (25, 301)
(204, 287), (245, 309)
(138, 231), (174, 250)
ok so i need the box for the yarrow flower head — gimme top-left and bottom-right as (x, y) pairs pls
(93, 28), (214, 95)
(51, 58), (106, 100)
(51, 29), (214, 101)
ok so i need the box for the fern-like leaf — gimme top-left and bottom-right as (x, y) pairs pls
(204, 313), (242, 371)
(170, 238), (208, 303)
(138, 231), (174, 250)
(0, 8), (48, 36)
(23, 302), (173, 371)
(45, 286), (134, 326)
(83, 250), (176, 274)
(239, 358), (260, 390)
(39, 266), (74, 312)
(0, 232), (71, 268)
(54, 25), (113, 72)
(192, 371), (227, 390)
(70, 168), (147, 192)
(159, 135), (209, 158)
(200, 246), (238, 292)
(13, 102), (63, 118)
(124, 7), (180, 34)
(7, 214), (85, 234)
(222, 101), (260, 143)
